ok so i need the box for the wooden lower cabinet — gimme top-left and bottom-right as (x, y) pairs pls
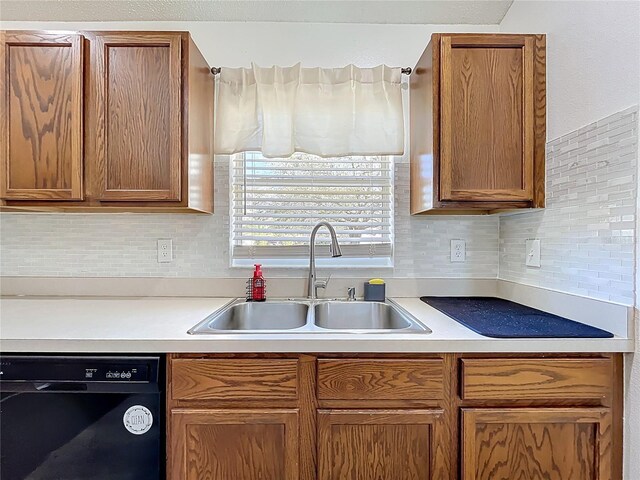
(462, 408), (613, 480)
(170, 409), (300, 480)
(318, 409), (446, 480)
(167, 354), (622, 480)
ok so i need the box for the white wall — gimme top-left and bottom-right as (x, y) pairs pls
(500, 0), (640, 141)
(500, 1), (640, 478)
(631, 162), (640, 479)
(0, 20), (496, 68)
(633, 100), (640, 478)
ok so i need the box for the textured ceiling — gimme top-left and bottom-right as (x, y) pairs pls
(0, 0), (514, 24)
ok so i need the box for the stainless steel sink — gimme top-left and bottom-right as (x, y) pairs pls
(188, 300), (309, 334)
(314, 301), (429, 332)
(188, 298), (430, 334)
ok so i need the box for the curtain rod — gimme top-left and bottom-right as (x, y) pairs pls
(210, 66), (412, 76)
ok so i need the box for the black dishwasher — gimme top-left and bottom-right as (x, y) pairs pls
(0, 355), (163, 480)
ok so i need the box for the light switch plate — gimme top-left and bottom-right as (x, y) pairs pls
(157, 239), (173, 263)
(526, 239), (541, 268)
(450, 239), (466, 263)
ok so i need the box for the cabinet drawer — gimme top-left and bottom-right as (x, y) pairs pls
(171, 359), (299, 401)
(317, 359), (444, 400)
(460, 358), (612, 401)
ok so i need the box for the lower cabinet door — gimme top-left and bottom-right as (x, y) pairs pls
(318, 409), (448, 480)
(170, 409), (299, 480)
(462, 408), (613, 480)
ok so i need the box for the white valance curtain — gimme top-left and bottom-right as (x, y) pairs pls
(214, 63), (404, 158)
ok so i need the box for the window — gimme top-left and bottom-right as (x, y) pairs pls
(231, 152), (393, 267)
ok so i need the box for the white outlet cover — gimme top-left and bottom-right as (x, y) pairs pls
(157, 239), (173, 263)
(525, 239), (541, 268)
(450, 239), (466, 263)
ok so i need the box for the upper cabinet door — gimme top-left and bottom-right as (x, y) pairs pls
(1, 31), (84, 200)
(92, 33), (182, 201)
(440, 35), (535, 203)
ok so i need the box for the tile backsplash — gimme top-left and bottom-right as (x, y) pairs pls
(0, 161), (499, 278)
(2, 107), (637, 306)
(499, 106), (638, 305)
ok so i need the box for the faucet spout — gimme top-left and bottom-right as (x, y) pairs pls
(307, 221), (342, 299)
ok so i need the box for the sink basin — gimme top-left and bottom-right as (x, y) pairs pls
(188, 299), (430, 334)
(314, 301), (429, 332)
(188, 300), (309, 334)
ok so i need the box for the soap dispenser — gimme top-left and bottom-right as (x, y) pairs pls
(247, 264), (266, 302)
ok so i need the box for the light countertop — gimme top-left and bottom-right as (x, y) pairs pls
(0, 296), (633, 353)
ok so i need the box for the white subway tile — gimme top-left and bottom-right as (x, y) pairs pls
(1, 160), (500, 279)
(499, 106), (638, 305)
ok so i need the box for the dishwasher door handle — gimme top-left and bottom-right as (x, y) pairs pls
(34, 382), (88, 391)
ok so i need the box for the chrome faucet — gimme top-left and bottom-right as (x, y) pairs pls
(307, 221), (342, 299)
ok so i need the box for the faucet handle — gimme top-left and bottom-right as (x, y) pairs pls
(315, 273), (331, 289)
(314, 273), (332, 297)
(347, 287), (356, 301)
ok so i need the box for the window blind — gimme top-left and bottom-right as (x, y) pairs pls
(231, 152), (393, 260)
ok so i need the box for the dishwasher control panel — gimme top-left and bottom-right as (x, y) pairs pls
(0, 356), (154, 383)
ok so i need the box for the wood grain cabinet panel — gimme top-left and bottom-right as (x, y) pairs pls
(170, 409), (299, 480)
(318, 409), (448, 480)
(460, 358), (612, 402)
(440, 35), (534, 202)
(167, 354), (621, 480)
(317, 359), (444, 401)
(171, 358), (299, 401)
(410, 33), (546, 214)
(1, 31), (83, 200)
(91, 32), (182, 201)
(462, 408), (613, 480)
(2, 29), (214, 213)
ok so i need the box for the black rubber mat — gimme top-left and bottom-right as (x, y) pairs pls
(420, 296), (613, 338)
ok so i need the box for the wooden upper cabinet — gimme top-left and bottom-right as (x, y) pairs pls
(1, 30), (214, 213)
(410, 33), (546, 214)
(440, 35), (534, 202)
(0, 31), (84, 200)
(91, 32), (182, 201)
(462, 408), (613, 480)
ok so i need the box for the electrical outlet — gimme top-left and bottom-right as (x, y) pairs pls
(450, 239), (466, 263)
(525, 239), (541, 268)
(157, 239), (173, 263)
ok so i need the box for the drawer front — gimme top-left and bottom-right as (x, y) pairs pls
(317, 359), (444, 400)
(171, 359), (299, 401)
(460, 358), (612, 401)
